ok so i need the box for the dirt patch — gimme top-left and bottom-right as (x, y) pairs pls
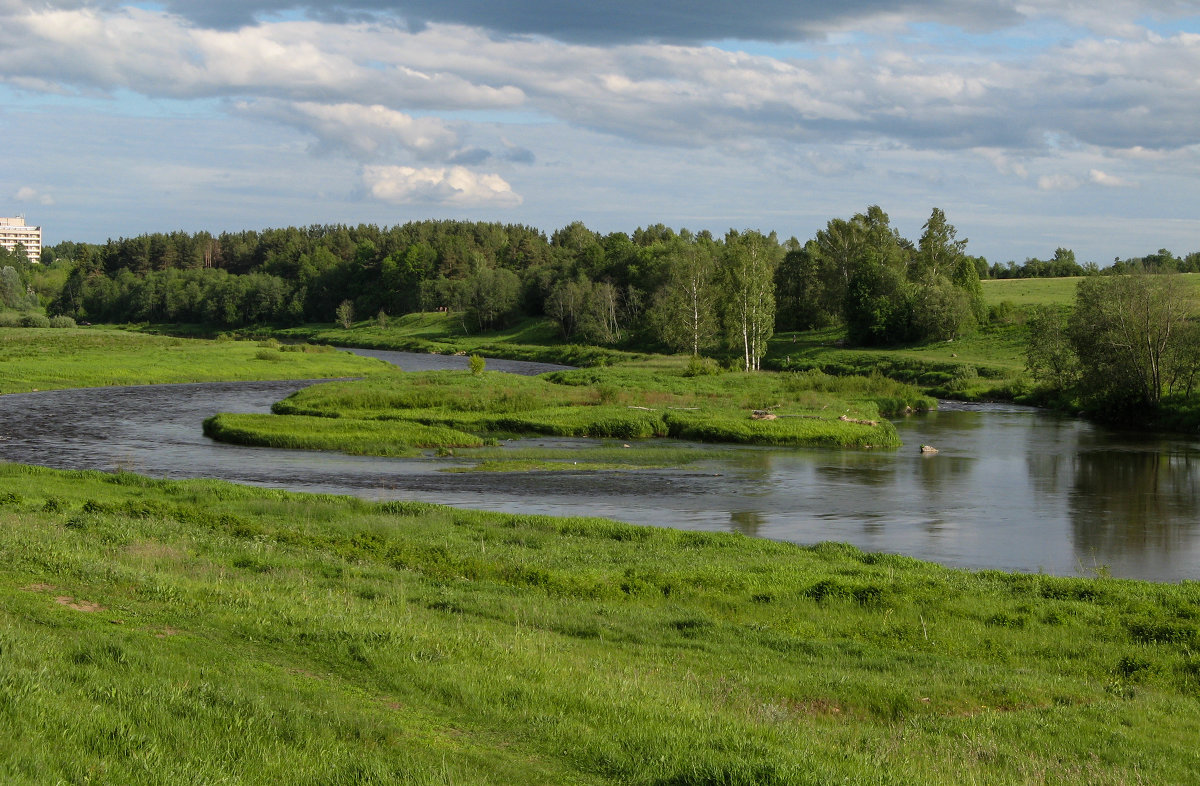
(153, 626), (180, 639)
(55, 596), (105, 613)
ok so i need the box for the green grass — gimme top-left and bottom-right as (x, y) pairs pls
(0, 463), (1197, 784)
(767, 324), (1032, 401)
(249, 312), (644, 368)
(206, 357), (933, 458)
(203, 413), (485, 456)
(981, 277), (1084, 308)
(0, 328), (391, 393)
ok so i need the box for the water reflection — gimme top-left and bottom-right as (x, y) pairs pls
(730, 510), (765, 538)
(1067, 433), (1200, 576)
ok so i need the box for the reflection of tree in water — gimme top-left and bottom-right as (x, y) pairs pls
(1024, 417), (1083, 499)
(1069, 443), (1200, 566)
(730, 510), (765, 538)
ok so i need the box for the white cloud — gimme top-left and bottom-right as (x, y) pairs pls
(1089, 169), (1137, 187)
(3, 5), (1200, 158)
(236, 100), (461, 161)
(1038, 173), (1081, 191)
(14, 186), (55, 205)
(362, 165), (522, 207)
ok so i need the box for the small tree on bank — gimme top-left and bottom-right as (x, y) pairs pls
(335, 299), (354, 329)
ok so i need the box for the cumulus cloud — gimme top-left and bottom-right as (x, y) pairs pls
(2, 4), (1200, 159)
(1037, 173), (1081, 191)
(1089, 169), (1137, 187)
(362, 165), (522, 207)
(235, 100), (461, 160)
(14, 186), (55, 205)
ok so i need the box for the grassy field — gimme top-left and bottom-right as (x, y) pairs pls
(0, 463), (1197, 784)
(981, 277), (1083, 308)
(255, 312), (644, 368)
(205, 357), (934, 461)
(0, 328), (390, 393)
(766, 324), (1031, 401)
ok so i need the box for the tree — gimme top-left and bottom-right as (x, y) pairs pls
(719, 230), (779, 371)
(335, 299), (355, 329)
(1068, 273), (1193, 410)
(1025, 306), (1078, 392)
(648, 238), (718, 355)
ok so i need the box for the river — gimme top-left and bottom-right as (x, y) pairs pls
(2, 348), (1197, 582)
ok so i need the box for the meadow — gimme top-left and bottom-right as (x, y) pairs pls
(0, 463), (1196, 784)
(0, 328), (389, 394)
(204, 357), (934, 463)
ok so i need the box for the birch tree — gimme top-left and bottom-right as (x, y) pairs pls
(719, 230), (780, 371)
(649, 237), (718, 356)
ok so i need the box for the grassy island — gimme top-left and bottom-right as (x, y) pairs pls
(203, 357), (933, 465)
(0, 464), (1197, 784)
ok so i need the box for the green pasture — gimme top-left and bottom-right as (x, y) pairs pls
(0, 328), (389, 394)
(0, 464), (1197, 784)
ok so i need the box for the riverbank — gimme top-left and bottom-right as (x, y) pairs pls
(0, 463), (1196, 784)
(0, 328), (389, 394)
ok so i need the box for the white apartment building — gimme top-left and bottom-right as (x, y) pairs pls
(0, 216), (42, 263)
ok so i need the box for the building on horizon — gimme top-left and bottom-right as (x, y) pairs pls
(0, 216), (42, 264)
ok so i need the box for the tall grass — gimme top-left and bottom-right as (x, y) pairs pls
(0, 463), (1196, 784)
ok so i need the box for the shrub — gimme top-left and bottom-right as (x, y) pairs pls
(48, 315), (77, 329)
(683, 355), (721, 377)
(19, 313), (50, 328)
(468, 354), (486, 376)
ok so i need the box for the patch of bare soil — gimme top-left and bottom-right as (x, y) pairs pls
(54, 596), (105, 613)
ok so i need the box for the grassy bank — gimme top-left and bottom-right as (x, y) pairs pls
(163, 312), (645, 368)
(765, 324), (1031, 401)
(0, 463), (1197, 784)
(205, 357), (932, 460)
(0, 328), (390, 394)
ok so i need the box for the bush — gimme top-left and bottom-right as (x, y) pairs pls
(468, 354), (486, 375)
(48, 315), (77, 329)
(19, 313), (50, 328)
(683, 355), (721, 377)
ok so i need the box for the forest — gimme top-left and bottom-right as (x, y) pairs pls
(30, 208), (994, 368)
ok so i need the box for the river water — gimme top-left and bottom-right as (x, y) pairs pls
(2, 349), (1197, 582)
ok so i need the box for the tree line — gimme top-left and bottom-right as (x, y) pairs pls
(46, 209), (991, 366)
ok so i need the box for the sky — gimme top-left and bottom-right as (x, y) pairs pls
(2, 1), (1199, 263)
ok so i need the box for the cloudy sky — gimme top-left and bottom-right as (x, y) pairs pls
(2, 1), (1199, 263)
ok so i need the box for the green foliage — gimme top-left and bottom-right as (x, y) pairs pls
(468, 353), (486, 375)
(334, 299), (355, 329)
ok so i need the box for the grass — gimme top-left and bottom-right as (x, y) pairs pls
(0, 328), (390, 393)
(230, 312), (644, 368)
(981, 277), (1084, 308)
(766, 324), (1032, 401)
(206, 357), (934, 459)
(0, 463), (1196, 783)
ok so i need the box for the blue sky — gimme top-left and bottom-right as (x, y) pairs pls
(2, 0), (1199, 263)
